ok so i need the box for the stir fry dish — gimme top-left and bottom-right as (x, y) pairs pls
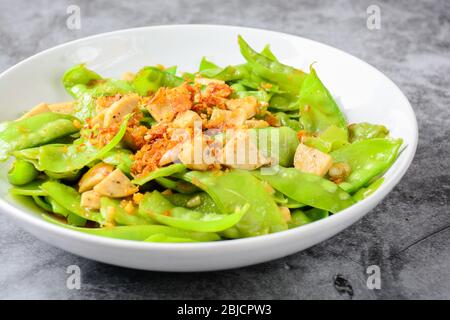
(0, 36), (403, 242)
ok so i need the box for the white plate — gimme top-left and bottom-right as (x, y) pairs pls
(0, 25), (417, 271)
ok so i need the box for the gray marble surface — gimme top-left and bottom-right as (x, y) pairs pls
(0, 0), (449, 300)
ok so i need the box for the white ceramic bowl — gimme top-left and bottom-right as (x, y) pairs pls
(0, 25), (417, 271)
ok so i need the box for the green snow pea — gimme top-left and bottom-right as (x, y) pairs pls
(46, 197), (87, 226)
(232, 88), (272, 104)
(164, 66), (178, 75)
(260, 44), (278, 61)
(349, 122), (389, 143)
(17, 115), (130, 173)
(274, 112), (301, 131)
(9, 179), (48, 196)
(298, 67), (347, 134)
(7, 159), (39, 185)
(63, 64), (135, 120)
(101, 148), (133, 175)
(142, 190), (248, 233)
(253, 166), (354, 213)
(180, 169), (287, 237)
(269, 93), (301, 112)
(0, 112), (80, 160)
(199, 57), (220, 71)
(303, 125), (349, 153)
(43, 214), (220, 242)
(63, 64), (134, 99)
(144, 234), (198, 243)
(132, 66), (184, 96)
(238, 35), (306, 95)
(62, 64), (102, 97)
(41, 181), (104, 223)
(132, 163), (186, 185)
(288, 208), (329, 229)
(32, 196), (52, 212)
(250, 126), (299, 167)
(155, 177), (199, 194)
(164, 192), (219, 213)
(353, 177), (384, 202)
(100, 197), (153, 226)
(331, 138), (402, 193)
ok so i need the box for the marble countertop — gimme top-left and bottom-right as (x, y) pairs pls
(0, 0), (448, 299)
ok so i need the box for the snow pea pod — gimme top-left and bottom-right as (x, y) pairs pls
(132, 66), (184, 96)
(250, 126), (299, 167)
(18, 115), (130, 173)
(0, 112), (80, 160)
(298, 67), (347, 134)
(46, 197), (87, 226)
(63, 64), (135, 120)
(353, 177), (384, 202)
(32, 196), (52, 212)
(144, 234), (198, 243)
(180, 169), (288, 237)
(260, 44), (278, 61)
(7, 159), (39, 185)
(62, 64), (102, 97)
(199, 57), (219, 71)
(9, 179), (48, 196)
(100, 197), (153, 226)
(101, 148), (133, 175)
(303, 125), (348, 153)
(133, 163), (186, 185)
(155, 177), (199, 194)
(330, 138), (402, 193)
(164, 192), (219, 213)
(43, 214), (220, 242)
(253, 166), (354, 213)
(348, 122), (389, 143)
(41, 181), (104, 224)
(238, 35), (306, 95)
(274, 112), (301, 131)
(288, 208), (329, 229)
(143, 190), (248, 233)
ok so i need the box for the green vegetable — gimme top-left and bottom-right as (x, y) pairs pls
(274, 112), (301, 131)
(43, 214), (220, 242)
(47, 197), (87, 226)
(331, 138), (402, 193)
(7, 160), (39, 185)
(132, 163), (186, 185)
(349, 122), (389, 142)
(62, 64), (102, 97)
(253, 166), (354, 213)
(100, 197), (153, 226)
(16, 114), (130, 173)
(164, 192), (219, 213)
(32, 196), (52, 212)
(298, 67), (347, 134)
(180, 169), (287, 237)
(101, 148), (133, 175)
(238, 35), (306, 95)
(250, 126), (299, 167)
(9, 179), (48, 196)
(62, 64), (135, 120)
(260, 44), (278, 61)
(142, 191), (248, 233)
(0, 112), (80, 160)
(144, 234), (198, 243)
(303, 125), (348, 153)
(353, 177), (384, 202)
(41, 181), (104, 223)
(132, 66), (184, 96)
(288, 208), (329, 228)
